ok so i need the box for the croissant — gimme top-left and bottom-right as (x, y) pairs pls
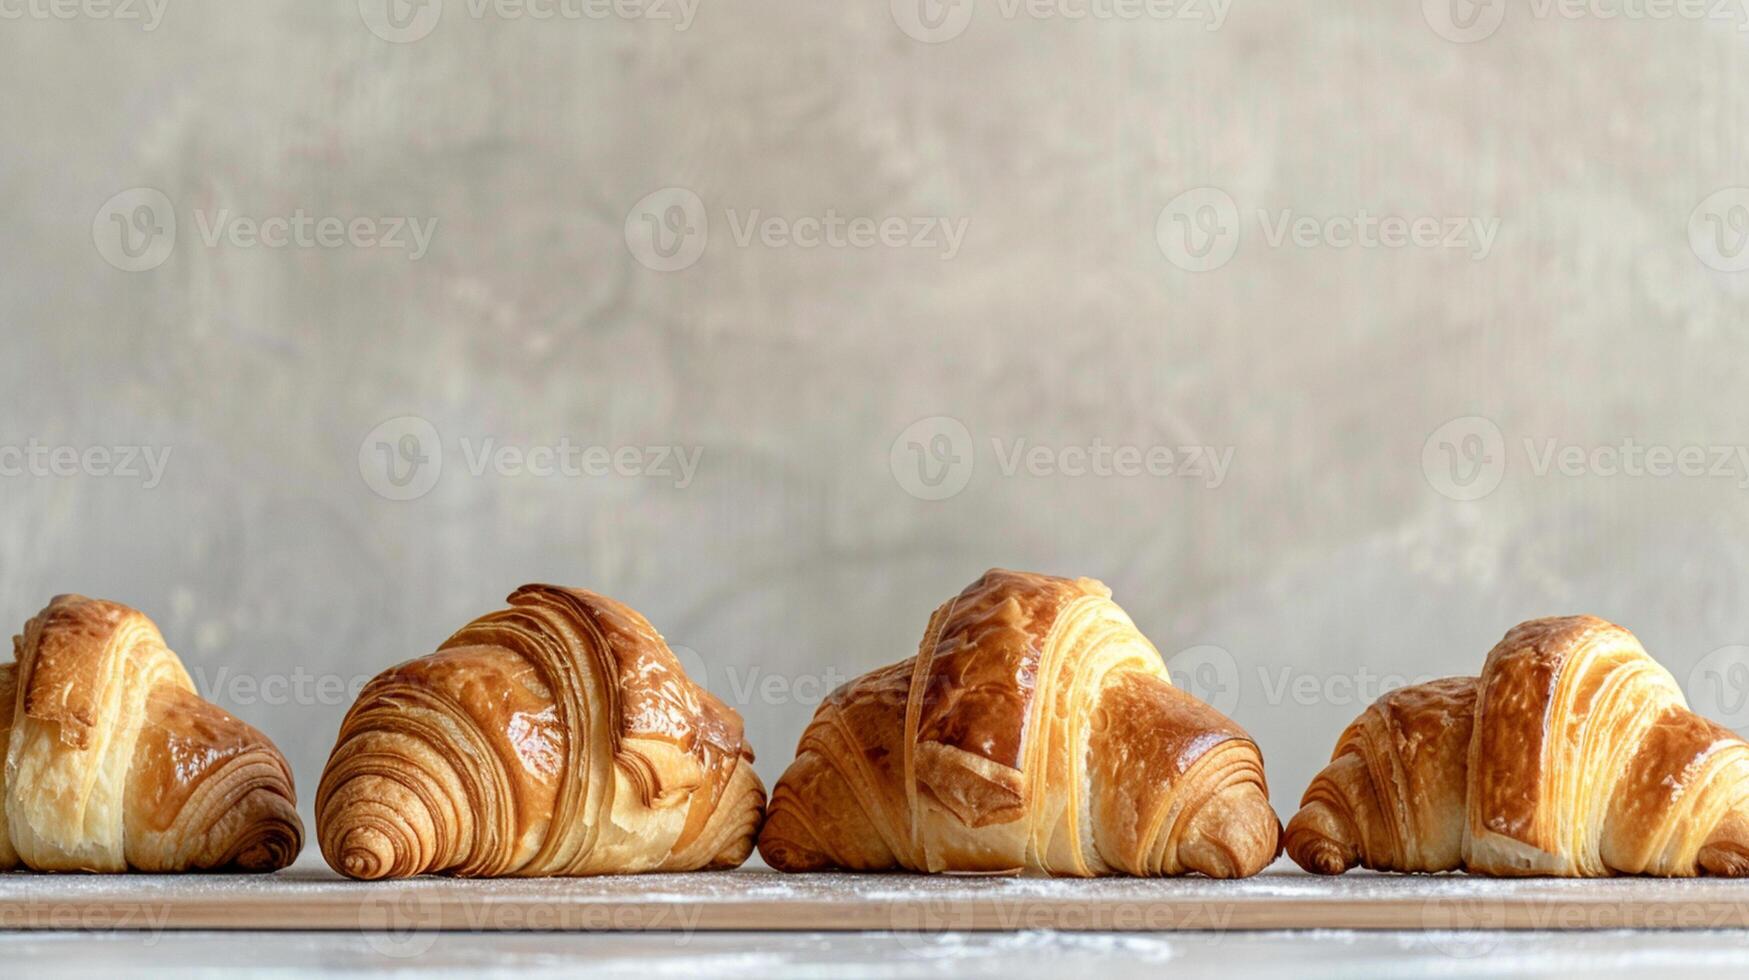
(1285, 615), (1749, 877)
(0, 595), (302, 872)
(316, 584), (765, 879)
(757, 569), (1280, 877)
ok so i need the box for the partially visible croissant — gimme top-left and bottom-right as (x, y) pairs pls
(758, 569), (1280, 877)
(0, 595), (303, 872)
(1286, 615), (1749, 877)
(316, 584), (764, 879)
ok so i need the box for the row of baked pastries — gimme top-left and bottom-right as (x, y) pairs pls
(4, 572), (1747, 878)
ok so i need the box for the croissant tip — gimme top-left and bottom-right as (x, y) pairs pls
(1287, 837), (1352, 875)
(333, 827), (397, 880)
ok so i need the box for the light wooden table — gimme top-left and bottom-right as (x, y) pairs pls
(4, 858), (1749, 932)
(7, 858), (1749, 977)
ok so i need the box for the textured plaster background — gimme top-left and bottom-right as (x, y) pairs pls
(3, 1), (1749, 834)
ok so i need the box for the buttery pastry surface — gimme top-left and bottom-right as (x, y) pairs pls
(757, 569), (1280, 877)
(316, 584), (764, 878)
(1285, 615), (1749, 877)
(1, 595), (303, 872)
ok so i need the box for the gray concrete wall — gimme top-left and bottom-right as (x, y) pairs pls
(4, 0), (1749, 832)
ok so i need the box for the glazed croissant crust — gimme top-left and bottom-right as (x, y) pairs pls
(0, 595), (302, 872)
(316, 584), (764, 879)
(757, 569), (1280, 877)
(1285, 615), (1749, 877)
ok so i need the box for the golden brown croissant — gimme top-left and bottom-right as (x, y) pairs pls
(0, 595), (302, 872)
(316, 584), (764, 879)
(757, 569), (1280, 877)
(1286, 615), (1749, 877)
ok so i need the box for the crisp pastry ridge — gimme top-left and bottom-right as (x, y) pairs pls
(756, 568), (1281, 877)
(0, 594), (303, 872)
(1284, 615), (1749, 877)
(316, 584), (764, 879)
